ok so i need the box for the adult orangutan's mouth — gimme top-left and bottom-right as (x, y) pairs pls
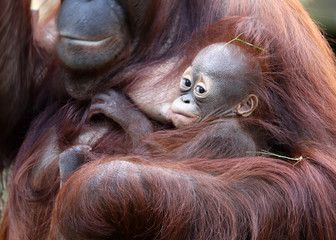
(59, 35), (112, 47)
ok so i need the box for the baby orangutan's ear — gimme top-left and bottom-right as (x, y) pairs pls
(236, 94), (258, 117)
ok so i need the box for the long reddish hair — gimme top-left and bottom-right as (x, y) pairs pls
(3, 0), (336, 239)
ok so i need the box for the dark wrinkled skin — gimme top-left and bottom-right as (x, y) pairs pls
(57, 0), (154, 99)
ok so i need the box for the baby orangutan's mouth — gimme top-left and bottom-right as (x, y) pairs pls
(170, 110), (197, 128)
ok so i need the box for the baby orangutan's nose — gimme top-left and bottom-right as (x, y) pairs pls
(181, 95), (191, 104)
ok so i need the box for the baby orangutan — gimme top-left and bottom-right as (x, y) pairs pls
(170, 42), (260, 127)
(59, 42), (263, 184)
(160, 42), (262, 159)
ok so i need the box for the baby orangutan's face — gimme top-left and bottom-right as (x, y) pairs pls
(170, 43), (260, 128)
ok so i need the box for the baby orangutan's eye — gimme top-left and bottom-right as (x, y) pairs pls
(194, 83), (208, 98)
(180, 77), (192, 91)
(195, 85), (206, 94)
(183, 78), (191, 87)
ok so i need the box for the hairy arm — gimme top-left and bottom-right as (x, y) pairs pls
(49, 156), (336, 240)
(0, 0), (34, 137)
(0, 0), (60, 162)
(173, 120), (257, 159)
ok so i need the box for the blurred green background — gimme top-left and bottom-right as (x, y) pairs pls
(301, 0), (336, 51)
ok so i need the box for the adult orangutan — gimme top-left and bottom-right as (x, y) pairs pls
(53, 37), (336, 239)
(50, 22), (336, 239)
(1, 0), (336, 240)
